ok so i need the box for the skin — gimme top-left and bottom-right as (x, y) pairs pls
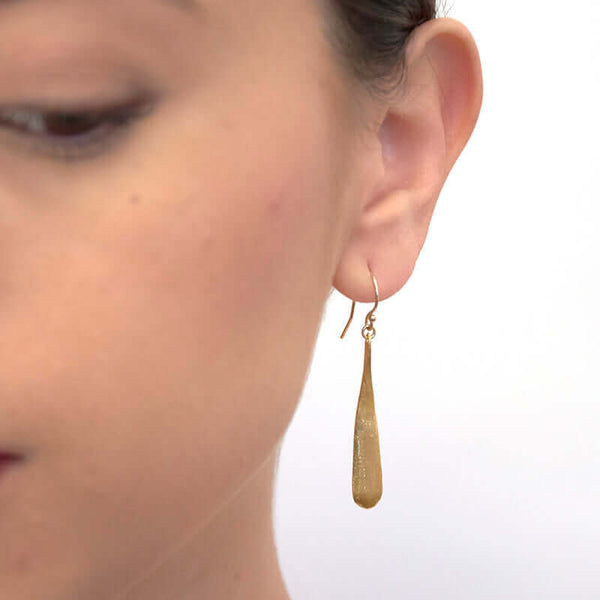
(0, 0), (483, 599)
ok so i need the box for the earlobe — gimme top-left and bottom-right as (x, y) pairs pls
(332, 17), (483, 304)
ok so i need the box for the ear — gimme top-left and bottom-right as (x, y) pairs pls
(332, 17), (483, 303)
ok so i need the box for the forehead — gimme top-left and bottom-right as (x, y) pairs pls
(0, 0), (202, 17)
(0, 0), (196, 6)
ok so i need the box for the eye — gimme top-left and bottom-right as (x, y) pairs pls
(0, 98), (155, 161)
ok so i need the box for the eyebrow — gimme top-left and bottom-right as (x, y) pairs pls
(161, 0), (199, 13)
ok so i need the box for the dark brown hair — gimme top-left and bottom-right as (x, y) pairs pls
(322, 0), (446, 102)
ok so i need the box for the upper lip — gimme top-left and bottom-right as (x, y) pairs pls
(0, 452), (22, 461)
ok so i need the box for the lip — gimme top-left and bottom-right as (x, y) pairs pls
(0, 452), (23, 476)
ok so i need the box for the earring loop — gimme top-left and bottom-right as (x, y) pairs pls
(339, 269), (379, 341)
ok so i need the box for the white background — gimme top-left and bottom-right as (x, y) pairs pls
(274, 0), (600, 598)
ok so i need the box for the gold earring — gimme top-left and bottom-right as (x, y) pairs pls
(340, 268), (383, 509)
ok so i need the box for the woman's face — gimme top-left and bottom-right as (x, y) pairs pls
(0, 0), (376, 597)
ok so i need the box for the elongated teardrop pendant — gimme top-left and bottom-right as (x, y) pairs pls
(352, 336), (383, 508)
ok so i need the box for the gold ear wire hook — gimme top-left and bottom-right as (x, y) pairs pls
(340, 270), (379, 340)
(340, 301), (355, 339)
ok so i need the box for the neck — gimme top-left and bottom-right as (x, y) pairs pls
(111, 444), (290, 600)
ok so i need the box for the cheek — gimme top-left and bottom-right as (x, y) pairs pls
(78, 144), (334, 570)
(0, 72), (347, 595)
(0, 119), (336, 585)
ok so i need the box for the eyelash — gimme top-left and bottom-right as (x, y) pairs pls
(0, 98), (154, 161)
